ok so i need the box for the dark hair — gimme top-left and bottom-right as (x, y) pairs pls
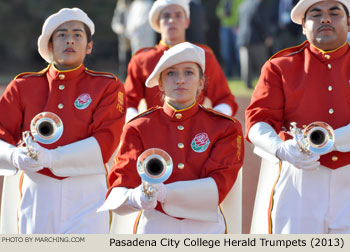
(303, 3), (349, 20)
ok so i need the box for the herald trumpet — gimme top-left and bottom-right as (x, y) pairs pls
(289, 121), (334, 155)
(137, 148), (173, 199)
(21, 112), (63, 159)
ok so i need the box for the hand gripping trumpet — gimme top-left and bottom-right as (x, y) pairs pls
(137, 148), (173, 199)
(21, 112), (63, 159)
(288, 121), (335, 155)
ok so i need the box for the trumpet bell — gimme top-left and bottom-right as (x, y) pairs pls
(302, 121), (334, 155)
(137, 148), (173, 184)
(30, 112), (63, 144)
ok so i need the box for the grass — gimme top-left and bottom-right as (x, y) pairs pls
(228, 78), (256, 98)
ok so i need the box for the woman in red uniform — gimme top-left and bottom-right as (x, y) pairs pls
(100, 42), (244, 233)
(0, 8), (125, 233)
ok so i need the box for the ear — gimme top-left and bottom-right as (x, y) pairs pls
(158, 78), (165, 92)
(301, 18), (306, 35)
(348, 16), (350, 32)
(86, 41), (93, 55)
(185, 17), (190, 29)
(48, 41), (53, 52)
(198, 77), (205, 93)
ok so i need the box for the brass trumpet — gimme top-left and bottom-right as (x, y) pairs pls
(21, 112), (63, 159)
(137, 148), (173, 199)
(289, 121), (334, 155)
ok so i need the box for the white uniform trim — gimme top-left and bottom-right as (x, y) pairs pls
(162, 177), (219, 222)
(50, 136), (105, 177)
(0, 139), (17, 176)
(213, 103), (233, 116)
(248, 122), (282, 163)
(334, 123), (350, 152)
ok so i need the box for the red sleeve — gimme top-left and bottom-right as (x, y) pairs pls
(107, 124), (144, 196)
(124, 56), (145, 109)
(245, 60), (285, 141)
(200, 119), (244, 203)
(204, 51), (238, 116)
(0, 80), (24, 144)
(90, 79), (126, 163)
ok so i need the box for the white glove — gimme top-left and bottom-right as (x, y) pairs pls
(128, 183), (167, 210)
(128, 184), (158, 210)
(11, 143), (52, 172)
(276, 139), (320, 170)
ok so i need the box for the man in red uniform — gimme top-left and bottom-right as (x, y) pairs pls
(245, 0), (350, 233)
(0, 8), (125, 233)
(124, 0), (237, 121)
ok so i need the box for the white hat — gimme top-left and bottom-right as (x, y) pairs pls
(145, 42), (205, 88)
(38, 7), (95, 63)
(148, 0), (190, 33)
(291, 0), (350, 24)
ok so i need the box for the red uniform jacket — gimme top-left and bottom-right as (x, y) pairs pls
(245, 41), (350, 169)
(108, 102), (244, 215)
(124, 41), (238, 115)
(0, 64), (126, 178)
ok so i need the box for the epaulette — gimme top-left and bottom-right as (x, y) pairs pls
(85, 68), (119, 81)
(127, 106), (161, 123)
(14, 65), (49, 80)
(133, 46), (155, 57)
(195, 43), (214, 54)
(199, 104), (237, 123)
(270, 41), (309, 60)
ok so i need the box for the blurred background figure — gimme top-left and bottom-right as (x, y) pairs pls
(125, 0), (156, 54)
(111, 0), (132, 79)
(185, 0), (208, 44)
(269, 0), (304, 54)
(237, 0), (272, 89)
(216, 0), (243, 78)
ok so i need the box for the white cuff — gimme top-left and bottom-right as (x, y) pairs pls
(0, 139), (17, 176)
(126, 107), (139, 122)
(248, 122), (282, 163)
(334, 124), (350, 152)
(97, 187), (137, 215)
(213, 103), (233, 116)
(50, 137), (105, 177)
(162, 177), (219, 222)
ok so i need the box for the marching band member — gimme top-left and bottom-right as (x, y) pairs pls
(99, 42), (244, 234)
(0, 8), (125, 233)
(124, 0), (238, 122)
(246, 0), (350, 233)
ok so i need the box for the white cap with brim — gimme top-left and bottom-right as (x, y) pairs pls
(145, 42), (205, 88)
(291, 0), (350, 24)
(148, 0), (190, 33)
(38, 7), (95, 63)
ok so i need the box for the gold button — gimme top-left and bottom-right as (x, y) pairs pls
(59, 85), (65, 90)
(58, 103), (64, 109)
(332, 156), (338, 162)
(325, 54), (331, 60)
(328, 64), (332, 69)
(59, 74), (65, 80)
(175, 113), (182, 119)
(177, 125), (184, 130)
(178, 143), (184, 149)
(329, 108), (334, 114)
(328, 86), (333, 91)
(178, 163), (185, 169)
